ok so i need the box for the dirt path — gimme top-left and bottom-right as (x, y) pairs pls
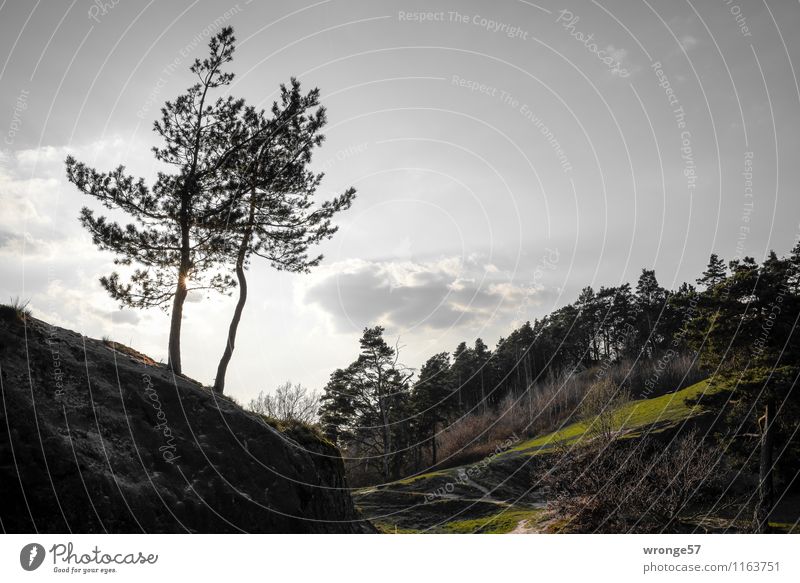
(511, 509), (563, 534)
(511, 518), (539, 533)
(455, 469), (493, 496)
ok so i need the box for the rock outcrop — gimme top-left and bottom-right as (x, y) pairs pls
(0, 312), (371, 533)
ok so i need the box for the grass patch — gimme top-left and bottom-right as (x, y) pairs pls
(256, 414), (333, 448)
(439, 508), (544, 534)
(373, 522), (422, 534)
(508, 379), (724, 456)
(769, 522), (799, 534)
(0, 297), (31, 322)
(511, 422), (590, 453)
(102, 339), (159, 366)
(393, 470), (449, 486)
(618, 379), (723, 429)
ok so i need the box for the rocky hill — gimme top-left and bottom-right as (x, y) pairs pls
(0, 309), (371, 533)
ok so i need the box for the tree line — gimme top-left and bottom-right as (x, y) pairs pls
(65, 27), (354, 393)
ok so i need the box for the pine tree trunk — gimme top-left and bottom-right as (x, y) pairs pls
(481, 372), (486, 414)
(378, 391), (392, 482)
(431, 423), (437, 466)
(381, 416), (391, 482)
(213, 232), (251, 393)
(168, 192), (192, 375)
(167, 262), (189, 374)
(214, 198), (256, 394)
(754, 399), (776, 532)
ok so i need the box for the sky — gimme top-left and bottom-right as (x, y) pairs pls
(2, 0), (800, 404)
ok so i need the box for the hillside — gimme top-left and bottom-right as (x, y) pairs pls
(353, 380), (742, 533)
(0, 310), (371, 533)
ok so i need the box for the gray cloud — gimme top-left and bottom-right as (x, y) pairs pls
(0, 229), (50, 256)
(110, 310), (141, 325)
(305, 257), (539, 333)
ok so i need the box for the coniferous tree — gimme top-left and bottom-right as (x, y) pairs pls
(319, 326), (412, 481)
(609, 283), (637, 359)
(473, 338), (492, 411)
(635, 269), (668, 356)
(575, 286), (601, 363)
(450, 341), (474, 410)
(697, 253), (728, 289)
(664, 281), (698, 353)
(212, 79), (355, 393)
(593, 287), (614, 359)
(788, 241), (800, 293)
(548, 303), (584, 369)
(493, 321), (537, 396)
(410, 352), (452, 465)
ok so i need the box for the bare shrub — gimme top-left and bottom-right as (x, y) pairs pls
(579, 377), (631, 443)
(540, 431), (727, 532)
(640, 431), (726, 525)
(622, 353), (705, 399)
(248, 382), (320, 424)
(434, 369), (589, 468)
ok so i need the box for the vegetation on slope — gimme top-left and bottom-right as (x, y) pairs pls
(507, 379), (725, 456)
(355, 378), (731, 533)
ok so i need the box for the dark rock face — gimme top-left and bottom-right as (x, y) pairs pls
(0, 314), (371, 533)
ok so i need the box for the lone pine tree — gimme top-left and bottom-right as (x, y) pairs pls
(212, 79), (355, 393)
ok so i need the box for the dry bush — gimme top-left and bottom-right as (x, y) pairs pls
(540, 431), (727, 532)
(434, 414), (496, 467)
(621, 352), (705, 399)
(434, 369), (589, 468)
(641, 432), (727, 524)
(248, 382), (320, 424)
(579, 377), (631, 443)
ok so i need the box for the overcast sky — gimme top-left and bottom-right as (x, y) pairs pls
(2, 0), (800, 403)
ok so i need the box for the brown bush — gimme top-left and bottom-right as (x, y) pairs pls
(539, 431), (728, 532)
(579, 377), (631, 443)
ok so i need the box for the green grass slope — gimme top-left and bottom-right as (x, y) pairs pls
(506, 378), (725, 456)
